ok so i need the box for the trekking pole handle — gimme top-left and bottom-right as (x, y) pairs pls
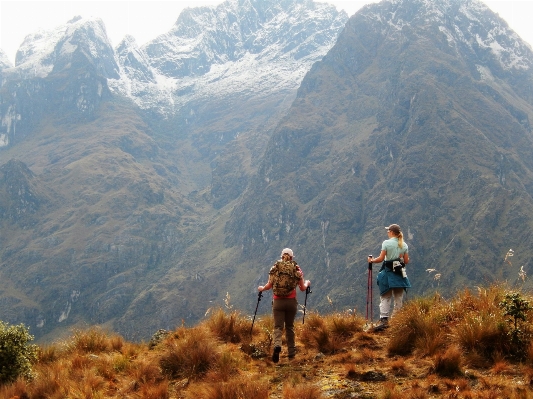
(368, 255), (373, 270)
(302, 285), (312, 324)
(255, 290), (263, 311)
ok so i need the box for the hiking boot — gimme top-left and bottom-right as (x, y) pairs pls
(272, 346), (281, 363)
(373, 318), (389, 332)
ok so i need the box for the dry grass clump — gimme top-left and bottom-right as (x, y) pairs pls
(389, 357), (408, 376)
(68, 327), (124, 354)
(450, 288), (507, 354)
(388, 294), (449, 356)
(379, 381), (404, 399)
(432, 345), (463, 377)
(203, 307), (251, 343)
(159, 326), (220, 380)
(0, 327), (153, 399)
(352, 347), (379, 364)
(325, 311), (365, 337)
(453, 312), (506, 362)
(299, 311), (364, 354)
(25, 366), (64, 398)
(37, 345), (61, 364)
(283, 383), (324, 398)
(136, 380), (170, 399)
(2, 284), (533, 398)
(186, 379), (269, 399)
(388, 285), (530, 367)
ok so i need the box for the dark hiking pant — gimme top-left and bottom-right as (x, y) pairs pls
(272, 297), (298, 357)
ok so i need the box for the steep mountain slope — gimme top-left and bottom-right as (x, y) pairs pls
(0, 98), (203, 341)
(0, 0), (348, 341)
(213, 0), (533, 314)
(111, 0), (347, 112)
(3, 0), (533, 342)
(110, 0), (348, 207)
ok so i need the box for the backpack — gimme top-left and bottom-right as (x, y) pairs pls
(269, 260), (302, 296)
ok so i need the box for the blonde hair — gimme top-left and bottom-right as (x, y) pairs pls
(397, 231), (404, 249)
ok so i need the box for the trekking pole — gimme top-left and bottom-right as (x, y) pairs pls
(302, 285), (312, 324)
(250, 291), (263, 337)
(366, 255), (373, 323)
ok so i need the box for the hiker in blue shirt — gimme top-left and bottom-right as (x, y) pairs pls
(367, 224), (410, 331)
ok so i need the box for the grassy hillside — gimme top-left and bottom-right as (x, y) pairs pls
(0, 97), (209, 341)
(219, 0), (533, 319)
(2, 284), (533, 398)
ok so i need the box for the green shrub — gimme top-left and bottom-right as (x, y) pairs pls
(499, 291), (533, 360)
(0, 321), (38, 385)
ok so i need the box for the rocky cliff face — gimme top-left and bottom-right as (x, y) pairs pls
(109, 0), (348, 208)
(220, 0), (533, 312)
(0, 0), (348, 340)
(0, 16), (115, 148)
(110, 0), (348, 111)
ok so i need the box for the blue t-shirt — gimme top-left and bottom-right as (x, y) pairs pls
(381, 237), (408, 260)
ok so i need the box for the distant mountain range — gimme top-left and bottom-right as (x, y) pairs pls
(1, 0), (533, 342)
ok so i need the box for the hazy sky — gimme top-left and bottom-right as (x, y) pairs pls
(1, 0), (532, 66)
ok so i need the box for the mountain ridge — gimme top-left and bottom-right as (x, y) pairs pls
(0, 0), (348, 341)
(219, 0), (533, 313)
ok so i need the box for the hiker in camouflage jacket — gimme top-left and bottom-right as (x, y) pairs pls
(258, 248), (310, 363)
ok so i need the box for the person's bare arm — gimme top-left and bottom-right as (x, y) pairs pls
(368, 250), (386, 264)
(299, 277), (310, 291)
(258, 279), (273, 292)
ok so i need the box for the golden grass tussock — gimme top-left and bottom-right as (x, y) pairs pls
(68, 327), (122, 354)
(23, 366), (64, 399)
(387, 294), (450, 356)
(37, 344), (61, 364)
(452, 312), (506, 359)
(388, 357), (408, 376)
(130, 356), (164, 385)
(379, 381), (404, 399)
(299, 311), (364, 354)
(282, 382), (324, 399)
(185, 378), (269, 399)
(138, 379), (170, 399)
(210, 350), (246, 382)
(387, 285), (523, 364)
(353, 346), (378, 364)
(432, 345), (463, 377)
(159, 326), (220, 380)
(3, 284), (533, 398)
(203, 307), (251, 344)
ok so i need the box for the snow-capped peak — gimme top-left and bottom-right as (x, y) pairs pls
(108, 0), (347, 114)
(360, 0), (533, 72)
(115, 35), (155, 85)
(10, 16), (119, 79)
(143, 0), (347, 78)
(0, 49), (13, 70)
